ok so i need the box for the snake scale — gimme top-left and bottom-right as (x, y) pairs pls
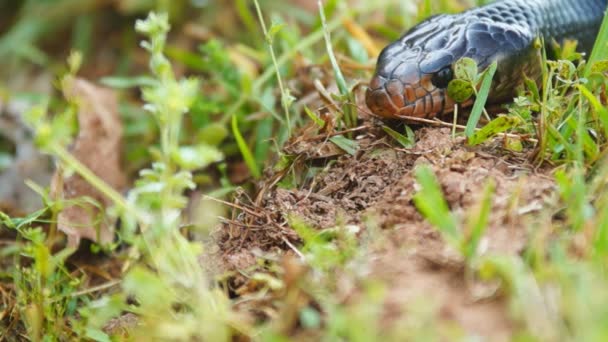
(366, 0), (608, 119)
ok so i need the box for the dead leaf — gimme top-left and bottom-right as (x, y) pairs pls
(50, 78), (126, 248)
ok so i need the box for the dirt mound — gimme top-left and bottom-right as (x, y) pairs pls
(215, 125), (556, 339)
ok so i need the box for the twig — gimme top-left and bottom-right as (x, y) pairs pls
(69, 279), (121, 297)
(202, 195), (264, 219)
(396, 116), (539, 143)
(308, 124), (373, 140)
(281, 236), (305, 260)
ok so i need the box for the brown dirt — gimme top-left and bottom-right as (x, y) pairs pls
(213, 121), (556, 340)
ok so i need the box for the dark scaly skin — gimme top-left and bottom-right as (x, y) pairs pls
(366, 0), (608, 119)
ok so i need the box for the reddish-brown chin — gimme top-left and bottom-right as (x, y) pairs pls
(366, 76), (455, 119)
(365, 87), (400, 118)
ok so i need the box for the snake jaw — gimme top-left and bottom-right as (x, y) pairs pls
(366, 73), (455, 119)
(365, 78), (400, 118)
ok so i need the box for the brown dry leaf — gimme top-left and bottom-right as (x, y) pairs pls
(50, 78), (126, 248)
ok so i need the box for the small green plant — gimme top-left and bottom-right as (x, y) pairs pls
(412, 165), (493, 262)
(289, 216), (358, 273)
(79, 12), (245, 341)
(446, 57), (498, 137)
(6, 11), (241, 341)
(7, 211), (80, 340)
(382, 124), (416, 148)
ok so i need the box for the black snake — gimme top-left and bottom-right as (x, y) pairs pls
(366, 0), (608, 119)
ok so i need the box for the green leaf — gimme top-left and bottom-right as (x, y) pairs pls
(166, 46), (208, 72)
(67, 51), (83, 74)
(80, 294), (126, 330)
(467, 115), (522, 145)
(382, 125), (415, 148)
(454, 57), (478, 82)
(329, 135), (359, 155)
(465, 61), (498, 137)
(172, 145), (223, 171)
(123, 267), (174, 310)
(304, 106), (325, 127)
(197, 122), (228, 146)
(590, 60), (608, 74)
(523, 76), (540, 103)
(5, 207), (48, 230)
(135, 12), (170, 38)
(447, 79), (475, 103)
(268, 21), (286, 41)
(0, 211), (15, 229)
(85, 328), (112, 342)
(504, 136), (523, 152)
(577, 84), (608, 139)
(555, 59), (576, 80)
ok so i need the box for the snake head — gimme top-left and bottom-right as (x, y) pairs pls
(366, 33), (458, 119)
(366, 10), (535, 119)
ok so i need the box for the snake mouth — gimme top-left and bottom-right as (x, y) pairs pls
(366, 74), (455, 119)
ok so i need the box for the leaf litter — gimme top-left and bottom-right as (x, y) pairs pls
(50, 78), (126, 247)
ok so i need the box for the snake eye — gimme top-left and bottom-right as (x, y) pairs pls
(431, 67), (453, 89)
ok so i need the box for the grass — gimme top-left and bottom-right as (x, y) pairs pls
(2, 0), (608, 340)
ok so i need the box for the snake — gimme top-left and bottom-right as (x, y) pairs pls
(366, 0), (608, 119)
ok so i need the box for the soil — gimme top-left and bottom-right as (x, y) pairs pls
(214, 120), (556, 340)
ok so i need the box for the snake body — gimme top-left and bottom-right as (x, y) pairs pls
(366, 0), (608, 119)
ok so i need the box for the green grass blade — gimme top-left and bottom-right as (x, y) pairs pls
(318, 2), (347, 96)
(254, 116), (273, 165)
(231, 115), (261, 179)
(304, 106), (325, 127)
(585, 11), (608, 77)
(465, 61), (497, 137)
(329, 135), (359, 155)
(382, 125), (415, 148)
(319, 1), (357, 129)
(413, 166), (459, 241)
(578, 84), (608, 139)
(253, 0), (293, 132)
(235, 0), (259, 38)
(555, 168), (592, 231)
(463, 180), (494, 259)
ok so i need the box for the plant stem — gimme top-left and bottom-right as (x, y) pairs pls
(252, 0), (292, 132)
(51, 143), (143, 222)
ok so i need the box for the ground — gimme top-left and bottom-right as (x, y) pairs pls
(213, 116), (556, 340)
